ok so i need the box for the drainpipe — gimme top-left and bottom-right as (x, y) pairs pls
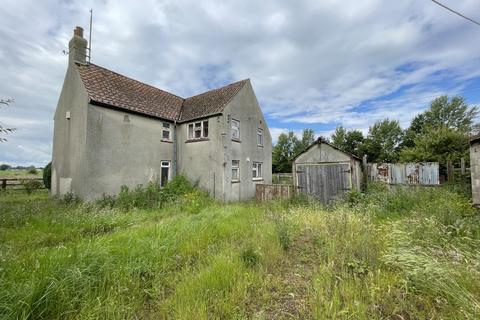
(173, 120), (177, 177)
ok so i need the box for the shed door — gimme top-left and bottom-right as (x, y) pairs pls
(296, 163), (351, 204)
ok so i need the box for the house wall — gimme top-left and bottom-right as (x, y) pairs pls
(222, 81), (272, 201)
(51, 64), (89, 197)
(176, 115), (225, 200)
(292, 143), (361, 191)
(470, 141), (480, 206)
(83, 105), (174, 200)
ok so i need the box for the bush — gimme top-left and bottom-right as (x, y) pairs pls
(24, 179), (42, 194)
(43, 162), (52, 190)
(0, 164), (11, 170)
(60, 192), (81, 205)
(114, 175), (201, 211)
(27, 167), (38, 175)
(96, 193), (116, 209)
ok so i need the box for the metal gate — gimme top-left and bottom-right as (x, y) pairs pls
(296, 163), (351, 204)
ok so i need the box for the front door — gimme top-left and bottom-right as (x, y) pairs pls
(161, 161), (170, 187)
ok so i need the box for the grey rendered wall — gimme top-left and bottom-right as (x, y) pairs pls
(222, 81), (273, 201)
(176, 116), (225, 200)
(83, 105), (174, 200)
(51, 64), (89, 197)
(470, 142), (480, 205)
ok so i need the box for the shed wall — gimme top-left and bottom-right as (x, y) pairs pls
(293, 143), (361, 191)
(471, 142), (480, 205)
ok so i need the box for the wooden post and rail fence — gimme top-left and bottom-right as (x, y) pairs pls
(0, 178), (45, 190)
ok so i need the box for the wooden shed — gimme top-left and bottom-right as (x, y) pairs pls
(470, 135), (480, 206)
(292, 138), (362, 204)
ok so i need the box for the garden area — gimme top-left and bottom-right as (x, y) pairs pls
(1, 178), (479, 319)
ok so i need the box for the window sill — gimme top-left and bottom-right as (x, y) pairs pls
(232, 138), (241, 143)
(231, 180), (240, 183)
(257, 144), (264, 148)
(185, 138), (210, 143)
(161, 139), (173, 143)
(252, 178), (264, 181)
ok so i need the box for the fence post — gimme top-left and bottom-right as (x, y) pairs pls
(1, 179), (6, 190)
(447, 160), (454, 182)
(362, 155), (368, 191)
(461, 158), (465, 175)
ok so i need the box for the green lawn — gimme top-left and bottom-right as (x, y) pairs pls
(0, 184), (479, 319)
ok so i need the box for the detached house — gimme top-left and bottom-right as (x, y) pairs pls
(52, 26), (272, 201)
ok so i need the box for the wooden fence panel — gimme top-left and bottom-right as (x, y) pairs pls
(255, 184), (294, 202)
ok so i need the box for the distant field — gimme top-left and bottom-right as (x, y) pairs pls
(0, 183), (479, 319)
(0, 169), (43, 179)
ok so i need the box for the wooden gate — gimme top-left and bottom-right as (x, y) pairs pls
(296, 163), (351, 204)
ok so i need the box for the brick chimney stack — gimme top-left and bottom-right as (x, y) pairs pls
(69, 26), (88, 65)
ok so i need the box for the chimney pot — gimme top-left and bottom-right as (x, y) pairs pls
(74, 26), (84, 38)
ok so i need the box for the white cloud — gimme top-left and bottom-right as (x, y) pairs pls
(1, 0), (480, 165)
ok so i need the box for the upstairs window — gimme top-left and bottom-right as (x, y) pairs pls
(231, 119), (240, 141)
(232, 160), (240, 182)
(188, 120), (209, 140)
(252, 162), (263, 180)
(257, 128), (264, 146)
(162, 122), (171, 140)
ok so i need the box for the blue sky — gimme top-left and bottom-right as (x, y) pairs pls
(1, 0), (480, 166)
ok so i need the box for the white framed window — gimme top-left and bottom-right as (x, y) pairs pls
(188, 120), (209, 140)
(162, 122), (171, 140)
(231, 119), (240, 141)
(160, 161), (170, 187)
(257, 128), (264, 146)
(232, 160), (240, 182)
(252, 162), (263, 180)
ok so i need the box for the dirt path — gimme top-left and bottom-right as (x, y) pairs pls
(255, 231), (320, 319)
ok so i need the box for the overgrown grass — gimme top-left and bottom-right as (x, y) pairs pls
(1, 181), (479, 319)
(0, 168), (43, 178)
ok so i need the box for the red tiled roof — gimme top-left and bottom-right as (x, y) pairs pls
(180, 79), (248, 122)
(76, 63), (248, 122)
(77, 63), (183, 120)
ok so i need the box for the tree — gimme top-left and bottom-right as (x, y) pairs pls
(0, 164), (11, 171)
(272, 132), (299, 173)
(424, 96), (478, 132)
(295, 129), (316, 155)
(331, 126), (365, 157)
(402, 95), (478, 148)
(363, 119), (403, 162)
(272, 129), (316, 173)
(0, 99), (15, 142)
(400, 126), (469, 166)
(43, 162), (52, 190)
